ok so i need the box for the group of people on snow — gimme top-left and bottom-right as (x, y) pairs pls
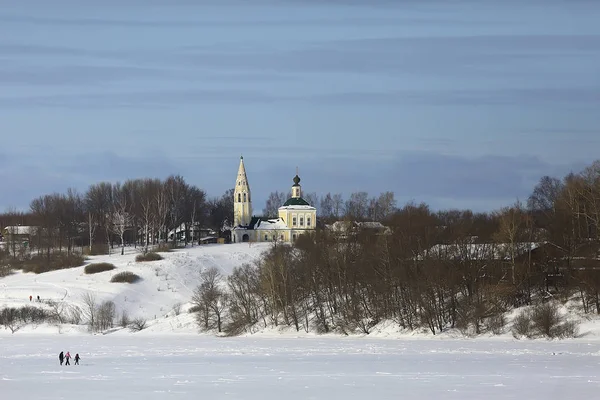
(59, 351), (80, 366)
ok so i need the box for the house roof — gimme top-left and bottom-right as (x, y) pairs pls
(3, 226), (35, 235)
(420, 242), (543, 261)
(239, 216), (288, 231)
(254, 218), (288, 230)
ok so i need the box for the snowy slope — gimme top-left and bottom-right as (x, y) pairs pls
(0, 243), (271, 334)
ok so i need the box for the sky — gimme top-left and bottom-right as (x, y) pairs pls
(1, 0), (599, 213)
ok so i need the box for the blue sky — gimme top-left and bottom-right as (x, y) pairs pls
(1, 0), (599, 212)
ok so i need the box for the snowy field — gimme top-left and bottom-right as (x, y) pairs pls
(2, 335), (600, 399)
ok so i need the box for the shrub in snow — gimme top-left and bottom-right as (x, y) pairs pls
(188, 305), (201, 313)
(172, 302), (182, 316)
(531, 302), (578, 338)
(120, 311), (130, 328)
(111, 271), (141, 283)
(0, 263), (12, 277)
(129, 318), (147, 332)
(84, 244), (110, 256)
(486, 314), (507, 335)
(135, 252), (163, 262)
(511, 310), (533, 338)
(16, 253), (85, 274)
(155, 243), (173, 253)
(84, 262), (116, 274)
(512, 302), (578, 339)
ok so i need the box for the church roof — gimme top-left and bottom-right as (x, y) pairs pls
(282, 197), (311, 207)
(242, 216), (288, 230)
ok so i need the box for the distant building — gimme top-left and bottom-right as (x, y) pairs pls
(168, 224), (217, 244)
(325, 220), (392, 238)
(232, 156), (317, 243)
(2, 226), (35, 243)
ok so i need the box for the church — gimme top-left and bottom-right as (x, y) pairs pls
(231, 156), (317, 243)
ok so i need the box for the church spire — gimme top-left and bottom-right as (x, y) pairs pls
(237, 156), (248, 184)
(234, 156), (252, 226)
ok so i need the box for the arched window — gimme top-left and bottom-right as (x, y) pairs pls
(243, 193), (246, 202)
(238, 193), (241, 202)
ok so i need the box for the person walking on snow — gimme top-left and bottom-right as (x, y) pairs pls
(74, 353), (80, 365)
(65, 352), (71, 366)
(59, 351), (64, 366)
(29, 295), (32, 302)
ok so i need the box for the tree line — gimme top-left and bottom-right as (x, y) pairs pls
(193, 160), (600, 337)
(0, 176), (233, 259)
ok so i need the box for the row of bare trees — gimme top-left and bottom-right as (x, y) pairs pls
(208, 160), (600, 336)
(262, 190), (397, 222)
(0, 176), (234, 259)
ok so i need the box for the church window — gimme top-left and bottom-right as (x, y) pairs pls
(307, 217), (311, 227)
(299, 217), (304, 226)
(264, 234), (268, 241)
(243, 193), (246, 202)
(292, 234), (297, 241)
(238, 193), (241, 202)
(292, 216), (297, 226)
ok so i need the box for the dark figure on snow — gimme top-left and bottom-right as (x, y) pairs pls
(74, 354), (80, 365)
(59, 351), (64, 366)
(29, 295), (32, 302)
(37, 295), (40, 302)
(65, 351), (71, 365)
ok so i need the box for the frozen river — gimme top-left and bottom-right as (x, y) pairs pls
(2, 335), (599, 399)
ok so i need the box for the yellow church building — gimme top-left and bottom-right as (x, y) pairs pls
(232, 156), (317, 243)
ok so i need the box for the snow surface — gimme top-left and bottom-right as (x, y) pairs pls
(4, 242), (600, 398)
(0, 243), (270, 325)
(2, 335), (600, 399)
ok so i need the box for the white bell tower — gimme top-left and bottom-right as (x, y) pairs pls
(233, 156), (252, 226)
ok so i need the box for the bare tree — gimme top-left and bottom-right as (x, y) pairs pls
(87, 212), (97, 253)
(345, 191), (369, 220)
(192, 267), (227, 332)
(140, 179), (161, 251)
(165, 175), (189, 244)
(155, 182), (169, 243)
(81, 292), (97, 332)
(85, 182), (114, 254)
(332, 193), (344, 219)
(110, 183), (133, 255)
(263, 191), (287, 218)
(368, 191), (397, 221)
(320, 193), (334, 219)
(96, 300), (116, 331)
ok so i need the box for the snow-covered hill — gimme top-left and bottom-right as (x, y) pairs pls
(0, 243), (271, 335)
